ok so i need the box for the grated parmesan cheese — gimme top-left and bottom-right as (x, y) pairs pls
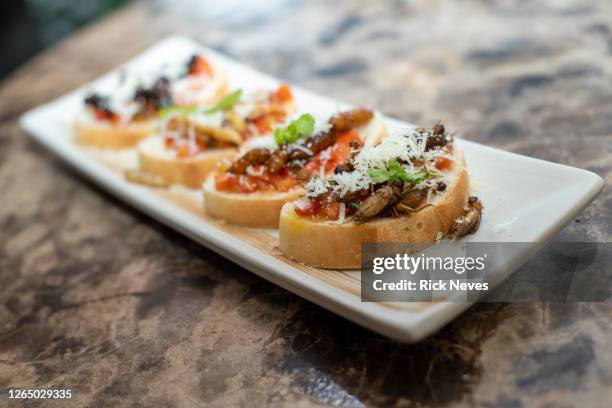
(294, 197), (310, 211)
(290, 144), (314, 156)
(305, 177), (328, 197)
(332, 203), (346, 225)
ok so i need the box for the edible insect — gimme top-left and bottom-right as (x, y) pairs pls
(432, 123), (445, 136)
(425, 123), (448, 151)
(354, 183), (402, 223)
(395, 188), (428, 213)
(228, 148), (271, 174)
(330, 108), (373, 133)
(268, 148), (289, 174)
(289, 131), (337, 160)
(448, 196), (483, 238)
(84, 93), (109, 110)
(134, 77), (172, 111)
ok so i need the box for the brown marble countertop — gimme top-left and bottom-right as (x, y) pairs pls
(1, 1), (611, 407)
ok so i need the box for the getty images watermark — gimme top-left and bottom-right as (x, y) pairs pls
(361, 241), (611, 302)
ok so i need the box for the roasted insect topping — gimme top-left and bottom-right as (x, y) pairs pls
(354, 182), (402, 223)
(268, 148), (289, 174)
(133, 77), (172, 119)
(84, 93), (119, 123)
(288, 131), (337, 160)
(330, 108), (374, 133)
(395, 187), (428, 213)
(228, 148), (272, 174)
(423, 123), (450, 151)
(448, 196), (483, 238)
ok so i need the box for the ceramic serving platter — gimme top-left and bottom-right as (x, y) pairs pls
(19, 36), (604, 342)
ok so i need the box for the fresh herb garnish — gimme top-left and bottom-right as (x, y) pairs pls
(157, 89), (243, 118)
(204, 89), (242, 114)
(274, 113), (315, 145)
(368, 158), (441, 184)
(347, 202), (360, 210)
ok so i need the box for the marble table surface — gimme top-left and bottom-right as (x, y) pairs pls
(0, 1), (610, 406)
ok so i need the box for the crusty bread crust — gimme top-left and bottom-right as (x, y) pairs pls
(278, 153), (470, 269)
(139, 139), (237, 189)
(74, 118), (154, 148)
(203, 177), (304, 228)
(202, 112), (387, 227)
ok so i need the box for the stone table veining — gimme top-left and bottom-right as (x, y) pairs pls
(0, 1), (611, 407)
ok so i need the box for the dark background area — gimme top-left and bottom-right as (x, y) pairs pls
(0, 0), (127, 80)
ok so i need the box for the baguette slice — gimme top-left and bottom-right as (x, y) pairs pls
(204, 179), (304, 228)
(74, 114), (155, 149)
(203, 111), (388, 228)
(139, 136), (237, 189)
(278, 152), (470, 269)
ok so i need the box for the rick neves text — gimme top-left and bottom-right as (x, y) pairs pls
(372, 279), (489, 291)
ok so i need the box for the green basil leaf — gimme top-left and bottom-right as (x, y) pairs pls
(367, 159), (440, 185)
(157, 105), (197, 118)
(274, 113), (315, 144)
(157, 89), (243, 119)
(203, 89), (242, 114)
(368, 167), (391, 183)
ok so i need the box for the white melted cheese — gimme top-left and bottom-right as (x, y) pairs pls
(242, 134), (277, 151)
(188, 110), (225, 128)
(312, 116), (332, 135)
(233, 102), (256, 120)
(231, 89), (272, 120)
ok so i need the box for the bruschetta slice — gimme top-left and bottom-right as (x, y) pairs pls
(203, 108), (387, 228)
(278, 124), (483, 269)
(136, 85), (296, 189)
(75, 54), (227, 149)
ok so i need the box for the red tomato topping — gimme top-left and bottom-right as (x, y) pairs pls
(188, 55), (212, 76)
(304, 131), (360, 175)
(215, 169), (297, 193)
(251, 115), (271, 134)
(435, 155), (454, 171)
(94, 108), (119, 124)
(270, 83), (293, 104)
(317, 202), (340, 221)
(294, 199), (323, 216)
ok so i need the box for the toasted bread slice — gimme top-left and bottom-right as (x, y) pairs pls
(139, 136), (237, 189)
(203, 178), (304, 228)
(74, 114), (155, 149)
(278, 152), (470, 269)
(202, 111), (387, 228)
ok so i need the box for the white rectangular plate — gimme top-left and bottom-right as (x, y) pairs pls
(19, 36), (603, 342)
